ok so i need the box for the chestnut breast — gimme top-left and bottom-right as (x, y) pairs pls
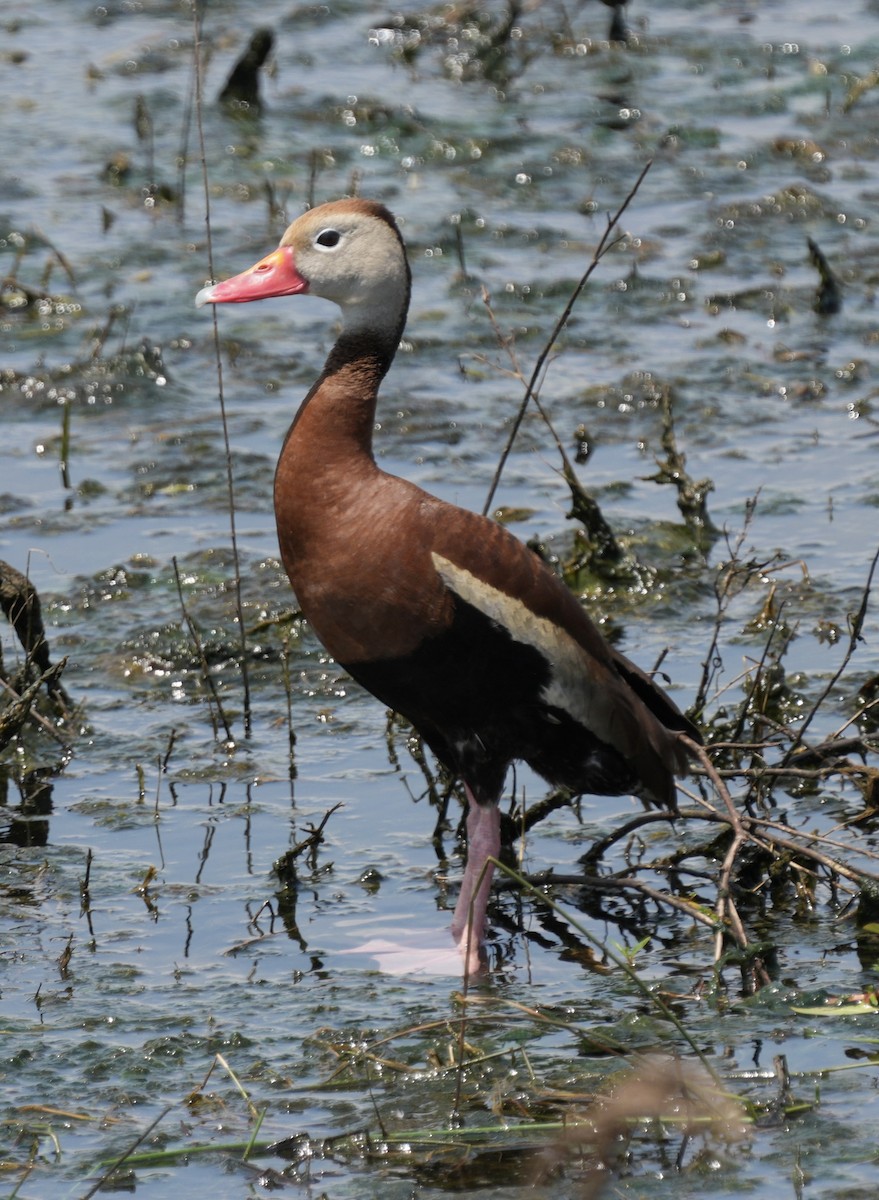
(274, 455), (619, 677)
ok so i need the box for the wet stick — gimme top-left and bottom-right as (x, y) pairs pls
(0, 665), (70, 749)
(59, 396), (72, 493)
(649, 385), (719, 544)
(161, 727), (178, 773)
(280, 636), (297, 781)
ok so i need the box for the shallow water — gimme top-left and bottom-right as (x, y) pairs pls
(2, 0), (879, 1195)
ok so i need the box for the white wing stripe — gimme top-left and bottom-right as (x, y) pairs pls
(431, 553), (617, 743)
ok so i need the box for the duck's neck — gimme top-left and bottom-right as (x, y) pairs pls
(287, 327), (397, 462)
(272, 326), (398, 563)
(286, 257), (410, 454)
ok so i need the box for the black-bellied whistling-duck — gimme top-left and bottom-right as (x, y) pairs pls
(197, 198), (698, 974)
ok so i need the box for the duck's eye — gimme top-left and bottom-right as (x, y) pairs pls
(315, 229), (341, 249)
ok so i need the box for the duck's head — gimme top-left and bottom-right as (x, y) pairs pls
(196, 198), (411, 336)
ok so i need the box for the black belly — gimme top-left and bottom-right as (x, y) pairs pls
(342, 594), (640, 806)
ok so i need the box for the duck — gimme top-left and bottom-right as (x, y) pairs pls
(196, 197), (698, 974)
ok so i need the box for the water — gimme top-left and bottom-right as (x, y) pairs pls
(2, 1), (879, 1195)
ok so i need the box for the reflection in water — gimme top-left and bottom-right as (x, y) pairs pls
(0, 765), (57, 848)
(0, 2), (877, 1194)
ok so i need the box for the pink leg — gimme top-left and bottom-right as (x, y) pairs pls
(450, 786), (501, 975)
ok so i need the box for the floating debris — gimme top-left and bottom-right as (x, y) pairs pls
(219, 27), (275, 113)
(601, 0), (630, 43)
(807, 236), (842, 315)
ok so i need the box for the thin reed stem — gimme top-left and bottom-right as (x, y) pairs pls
(482, 159), (653, 516)
(191, 4), (253, 737)
(172, 555), (233, 742)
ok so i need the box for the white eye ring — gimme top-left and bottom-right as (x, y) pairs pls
(315, 228), (342, 250)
